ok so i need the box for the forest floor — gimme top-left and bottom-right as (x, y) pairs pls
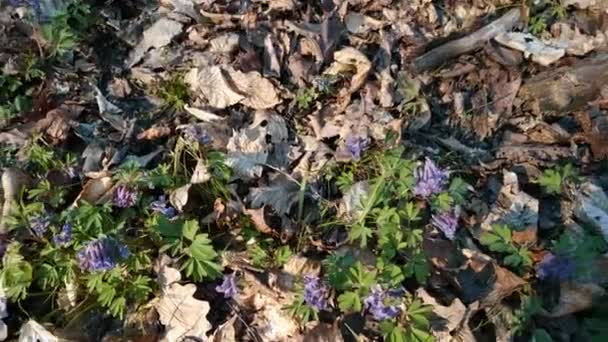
(1, 0), (608, 341)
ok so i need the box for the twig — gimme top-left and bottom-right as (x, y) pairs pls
(413, 8), (522, 73)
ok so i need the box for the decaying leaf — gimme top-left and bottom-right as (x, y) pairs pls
(247, 173), (301, 216)
(128, 17), (184, 67)
(209, 315), (238, 342)
(303, 322), (343, 342)
(74, 177), (114, 205)
(244, 208), (274, 235)
(478, 170), (538, 244)
(186, 66), (281, 110)
(325, 47), (372, 96)
(137, 125), (171, 140)
(18, 320), (58, 342)
(152, 263), (212, 341)
(552, 23), (606, 56)
(544, 282), (606, 317)
(226, 127), (269, 179)
(417, 289), (467, 342)
(574, 181), (608, 241)
(495, 32), (565, 66)
(190, 159), (211, 184)
(185, 66), (245, 109)
(170, 184), (191, 212)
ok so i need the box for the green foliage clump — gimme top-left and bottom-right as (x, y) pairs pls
(535, 164), (576, 195)
(157, 74), (191, 110)
(480, 224), (533, 271)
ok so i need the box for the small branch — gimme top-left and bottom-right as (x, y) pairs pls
(413, 8), (522, 73)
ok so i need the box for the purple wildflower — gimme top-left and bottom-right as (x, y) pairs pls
(77, 237), (130, 272)
(345, 135), (370, 161)
(537, 253), (576, 281)
(182, 124), (212, 145)
(431, 209), (459, 240)
(216, 273), (238, 298)
(150, 195), (177, 219)
(303, 275), (330, 311)
(30, 214), (51, 237)
(364, 287), (401, 321)
(53, 223), (72, 247)
(113, 185), (138, 208)
(413, 158), (449, 198)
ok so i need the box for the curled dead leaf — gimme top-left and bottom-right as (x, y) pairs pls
(74, 177), (114, 205)
(137, 126), (171, 141)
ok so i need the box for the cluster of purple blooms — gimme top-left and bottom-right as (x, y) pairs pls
(77, 237), (130, 272)
(53, 223), (73, 247)
(150, 195), (177, 219)
(431, 209), (459, 241)
(303, 275), (330, 311)
(537, 253), (576, 281)
(216, 272), (238, 298)
(182, 124), (212, 145)
(414, 158), (449, 199)
(345, 135), (370, 161)
(414, 158), (460, 240)
(364, 287), (401, 321)
(113, 185), (139, 208)
(30, 214), (51, 237)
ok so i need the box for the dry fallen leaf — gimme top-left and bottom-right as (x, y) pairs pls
(325, 47), (372, 96)
(495, 32), (565, 66)
(152, 263), (212, 342)
(191, 159), (211, 184)
(226, 127), (269, 179)
(186, 66), (281, 110)
(544, 282), (606, 317)
(417, 289), (467, 342)
(170, 184), (191, 212)
(244, 208), (274, 235)
(185, 66), (245, 109)
(128, 17), (184, 67)
(18, 320), (58, 342)
(137, 126), (172, 141)
(74, 177), (114, 205)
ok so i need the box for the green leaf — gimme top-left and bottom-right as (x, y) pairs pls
(182, 220), (199, 241)
(349, 223), (373, 248)
(536, 169), (562, 194)
(190, 234), (218, 261)
(338, 291), (362, 312)
(494, 225), (512, 242)
(156, 216), (183, 238)
(479, 232), (501, 246)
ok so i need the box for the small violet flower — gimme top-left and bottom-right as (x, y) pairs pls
(150, 195), (177, 219)
(537, 253), (576, 281)
(414, 158), (449, 199)
(431, 209), (459, 240)
(216, 273), (238, 298)
(113, 185), (138, 208)
(364, 287), (401, 321)
(303, 275), (330, 311)
(53, 223), (73, 247)
(345, 135), (370, 161)
(182, 124), (212, 145)
(31, 214), (51, 237)
(77, 237), (130, 272)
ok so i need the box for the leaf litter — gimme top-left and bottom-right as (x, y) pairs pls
(1, 0), (608, 341)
